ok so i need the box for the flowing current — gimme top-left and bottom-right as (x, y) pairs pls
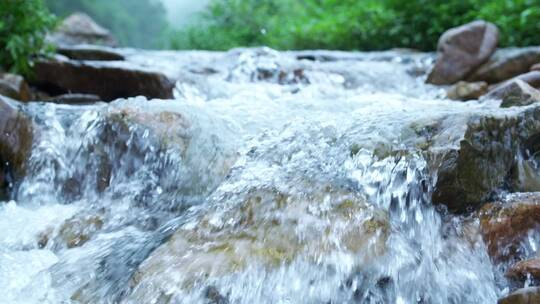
(0, 48), (511, 303)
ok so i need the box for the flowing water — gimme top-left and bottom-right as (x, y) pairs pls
(0, 48), (520, 303)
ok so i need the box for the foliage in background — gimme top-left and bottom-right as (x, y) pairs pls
(44, 0), (171, 49)
(0, 0), (56, 74)
(172, 0), (540, 51)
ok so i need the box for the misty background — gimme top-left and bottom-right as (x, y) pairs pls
(161, 0), (209, 27)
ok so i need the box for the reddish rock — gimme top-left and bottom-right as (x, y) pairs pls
(498, 287), (540, 304)
(427, 20), (499, 85)
(506, 257), (540, 280)
(479, 194), (540, 262)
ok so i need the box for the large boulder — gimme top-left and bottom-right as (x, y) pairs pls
(0, 96), (34, 200)
(32, 56), (175, 101)
(427, 20), (499, 85)
(0, 73), (30, 101)
(468, 47), (540, 84)
(48, 13), (116, 47)
(485, 79), (540, 108)
(431, 106), (540, 212)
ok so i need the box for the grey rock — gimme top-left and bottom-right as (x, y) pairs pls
(48, 13), (116, 47)
(486, 79), (540, 108)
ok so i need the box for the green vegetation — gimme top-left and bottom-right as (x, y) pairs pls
(172, 0), (540, 51)
(44, 0), (170, 49)
(0, 0), (56, 74)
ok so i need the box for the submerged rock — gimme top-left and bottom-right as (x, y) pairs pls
(479, 193), (540, 262)
(32, 55), (175, 101)
(485, 79), (540, 108)
(48, 13), (116, 47)
(498, 287), (540, 304)
(126, 185), (389, 303)
(0, 73), (30, 101)
(468, 47), (540, 84)
(427, 20), (498, 85)
(446, 81), (488, 101)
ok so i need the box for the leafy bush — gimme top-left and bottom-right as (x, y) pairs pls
(44, 0), (170, 49)
(173, 0), (540, 51)
(0, 0), (56, 74)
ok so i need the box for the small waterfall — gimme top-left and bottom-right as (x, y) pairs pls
(0, 48), (526, 303)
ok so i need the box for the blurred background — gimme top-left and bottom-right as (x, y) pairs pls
(40, 0), (540, 51)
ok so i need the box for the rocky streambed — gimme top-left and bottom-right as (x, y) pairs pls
(3, 18), (540, 304)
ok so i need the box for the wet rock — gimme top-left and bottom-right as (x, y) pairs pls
(446, 81), (488, 101)
(479, 194), (540, 261)
(515, 71), (540, 89)
(485, 79), (540, 108)
(48, 13), (116, 47)
(531, 63), (540, 72)
(468, 47), (540, 84)
(32, 56), (174, 101)
(57, 45), (125, 61)
(431, 106), (540, 212)
(47, 93), (101, 104)
(127, 185), (389, 302)
(0, 73), (30, 101)
(506, 257), (540, 280)
(498, 287), (540, 304)
(427, 20), (499, 85)
(55, 213), (104, 249)
(0, 95), (34, 200)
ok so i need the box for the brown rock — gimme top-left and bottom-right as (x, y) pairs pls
(57, 45), (125, 61)
(468, 47), (540, 84)
(479, 194), (540, 261)
(446, 81), (488, 100)
(48, 13), (116, 47)
(0, 95), (34, 200)
(485, 79), (540, 108)
(531, 63), (540, 72)
(0, 73), (30, 101)
(498, 287), (540, 304)
(506, 257), (540, 280)
(32, 56), (174, 101)
(427, 20), (499, 85)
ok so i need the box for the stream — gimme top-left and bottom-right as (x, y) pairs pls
(0, 47), (523, 303)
